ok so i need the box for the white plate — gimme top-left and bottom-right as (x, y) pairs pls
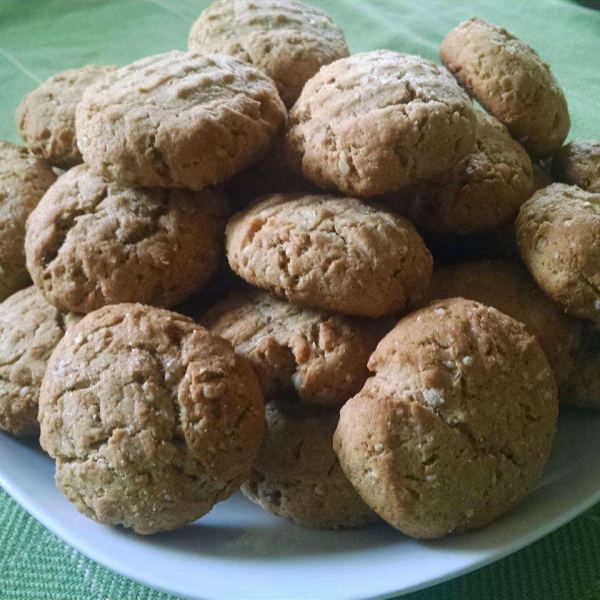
(1, 407), (599, 600)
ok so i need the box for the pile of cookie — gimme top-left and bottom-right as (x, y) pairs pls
(1, 0), (598, 539)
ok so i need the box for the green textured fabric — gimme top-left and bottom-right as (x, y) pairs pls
(0, 1), (599, 599)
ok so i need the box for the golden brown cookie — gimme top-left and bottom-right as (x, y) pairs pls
(440, 17), (570, 157)
(551, 140), (600, 193)
(516, 183), (600, 324)
(16, 65), (117, 169)
(419, 260), (581, 384)
(39, 304), (265, 534)
(0, 286), (79, 436)
(204, 288), (392, 406)
(284, 51), (476, 197)
(226, 193), (433, 317)
(0, 141), (56, 302)
(334, 298), (558, 539)
(76, 51), (286, 191)
(243, 404), (377, 528)
(25, 165), (228, 314)
(389, 112), (533, 234)
(188, 0), (349, 108)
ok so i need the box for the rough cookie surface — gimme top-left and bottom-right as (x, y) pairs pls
(440, 17), (570, 157)
(188, 0), (349, 108)
(516, 184), (600, 324)
(76, 51), (286, 190)
(26, 165), (228, 314)
(0, 287), (79, 436)
(334, 298), (558, 539)
(242, 404), (378, 528)
(226, 193), (433, 317)
(39, 304), (264, 534)
(284, 51), (476, 197)
(389, 112), (533, 234)
(420, 260), (581, 384)
(0, 141), (57, 302)
(551, 140), (600, 193)
(204, 288), (391, 406)
(16, 65), (117, 169)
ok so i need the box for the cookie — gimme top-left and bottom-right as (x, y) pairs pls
(226, 193), (433, 317)
(204, 288), (391, 406)
(284, 51), (477, 197)
(440, 17), (570, 157)
(532, 162), (554, 191)
(0, 287), (79, 436)
(420, 260), (581, 384)
(76, 51), (286, 191)
(389, 112), (533, 234)
(188, 0), (349, 108)
(242, 404), (377, 528)
(39, 303), (264, 534)
(0, 141), (57, 303)
(16, 65), (117, 169)
(25, 165), (228, 314)
(516, 183), (600, 324)
(560, 323), (600, 409)
(551, 140), (600, 193)
(334, 298), (558, 539)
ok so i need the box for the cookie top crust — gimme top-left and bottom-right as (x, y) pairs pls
(516, 183), (600, 324)
(284, 50), (477, 197)
(551, 140), (600, 193)
(39, 303), (264, 534)
(226, 193), (433, 317)
(188, 0), (349, 108)
(16, 64), (117, 169)
(76, 51), (286, 190)
(25, 165), (229, 314)
(440, 17), (570, 157)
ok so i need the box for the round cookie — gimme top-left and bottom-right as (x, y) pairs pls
(516, 183), (600, 324)
(25, 164), (228, 314)
(39, 303), (265, 534)
(440, 17), (570, 157)
(560, 323), (600, 409)
(551, 140), (600, 193)
(284, 51), (477, 197)
(419, 260), (581, 384)
(242, 404), (377, 528)
(16, 64), (117, 169)
(0, 286), (79, 436)
(226, 193), (433, 317)
(389, 112), (533, 234)
(76, 51), (286, 191)
(334, 298), (558, 539)
(204, 288), (392, 406)
(188, 0), (349, 109)
(0, 141), (57, 303)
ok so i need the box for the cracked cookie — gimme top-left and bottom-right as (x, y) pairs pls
(284, 51), (477, 197)
(334, 298), (558, 539)
(226, 193), (433, 317)
(389, 112), (533, 234)
(516, 184), (600, 324)
(204, 288), (392, 406)
(188, 0), (349, 109)
(16, 64), (117, 169)
(0, 286), (79, 437)
(419, 260), (581, 384)
(39, 303), (265, 534)
(440, 17), (570, 157)
(76, 51), (286, 191)
(242, 403), (377, 528)
(25, 165), (228, 314)
(551, 140), (600, 193)
(0, 141), (56, 303)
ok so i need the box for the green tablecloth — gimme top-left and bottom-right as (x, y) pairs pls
(0, 1), (599, 598)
